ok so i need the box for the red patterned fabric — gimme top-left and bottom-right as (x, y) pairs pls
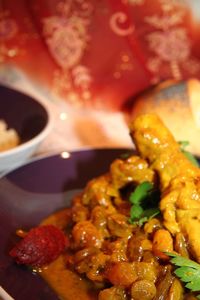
(1, 0), (200, 111)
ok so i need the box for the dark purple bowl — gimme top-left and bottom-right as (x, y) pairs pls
(0, 148), (133, 300)
(0, 84), (49, 143)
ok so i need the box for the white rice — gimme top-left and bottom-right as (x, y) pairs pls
(0, 120), (20, 152)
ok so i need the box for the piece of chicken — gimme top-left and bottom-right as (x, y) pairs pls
(130, 114), (200, 262)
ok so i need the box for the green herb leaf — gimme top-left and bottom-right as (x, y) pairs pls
(166, 252), (200, 293)
(182, 150), (199, 167)
(130, 208), (160, 226)
(178, 140), (190, 149)
(141, 207), (160, 219)
(129, 181), (153, 205)
(178, 140), (199, 167)
(130, 204), (143, 219)
(128, 181), (160, 226)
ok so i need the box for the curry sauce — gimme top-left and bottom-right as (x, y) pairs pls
(40, 209), (98, 300)
(10, 114), (200, 299)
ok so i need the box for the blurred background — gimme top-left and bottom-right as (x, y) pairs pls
(1, 0), (200, 155)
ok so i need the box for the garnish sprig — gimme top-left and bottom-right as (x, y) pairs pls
(128, 181), (160, 226)
(179, 141), (199, 167)
(166, 252), (200, 298)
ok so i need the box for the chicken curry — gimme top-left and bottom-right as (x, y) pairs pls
(10, 114), (200, 299)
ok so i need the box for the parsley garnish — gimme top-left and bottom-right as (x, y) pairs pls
(179, 141), (199, 167)
(128, 181), (160, 226)
(167, 252), (200, 296)
(179, 140), (190, 148)
(129, 181), (153, 205)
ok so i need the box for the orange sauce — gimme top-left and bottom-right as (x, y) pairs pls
(39, 208), (98, 300)
(41, 255), (97, 300)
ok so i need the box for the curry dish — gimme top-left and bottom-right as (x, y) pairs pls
(10, 114), (200, 299)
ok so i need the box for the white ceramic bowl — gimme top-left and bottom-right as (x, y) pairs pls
(0, 85), (52, 173)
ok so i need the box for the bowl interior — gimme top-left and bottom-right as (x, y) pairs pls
(0, 85), (49, 144)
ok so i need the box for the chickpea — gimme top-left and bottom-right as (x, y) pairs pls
(72, 221), (102, 249)
(105, 262), (138, 287)
(98, 286), (126, 300)
(130, 279), (156, 300)
(105, 238), (128, 262)
(107, 213), (132, 238)
(133, 262), (158, 283)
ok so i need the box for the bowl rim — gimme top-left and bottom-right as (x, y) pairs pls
(0, 95), (53, 158)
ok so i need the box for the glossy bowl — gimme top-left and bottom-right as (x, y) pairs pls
(0, 149), (130, 300)
(0, 85), (52, 173)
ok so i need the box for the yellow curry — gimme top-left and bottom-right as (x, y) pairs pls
(11, 114), (200, 299)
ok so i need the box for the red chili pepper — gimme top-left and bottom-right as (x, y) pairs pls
(9, 225), (68, 267)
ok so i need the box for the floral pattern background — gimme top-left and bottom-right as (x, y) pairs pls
(0, 0), (200, 111)
(0, 0), (200, 169)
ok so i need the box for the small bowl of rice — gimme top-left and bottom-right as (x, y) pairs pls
(0, 85), (52, 173)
